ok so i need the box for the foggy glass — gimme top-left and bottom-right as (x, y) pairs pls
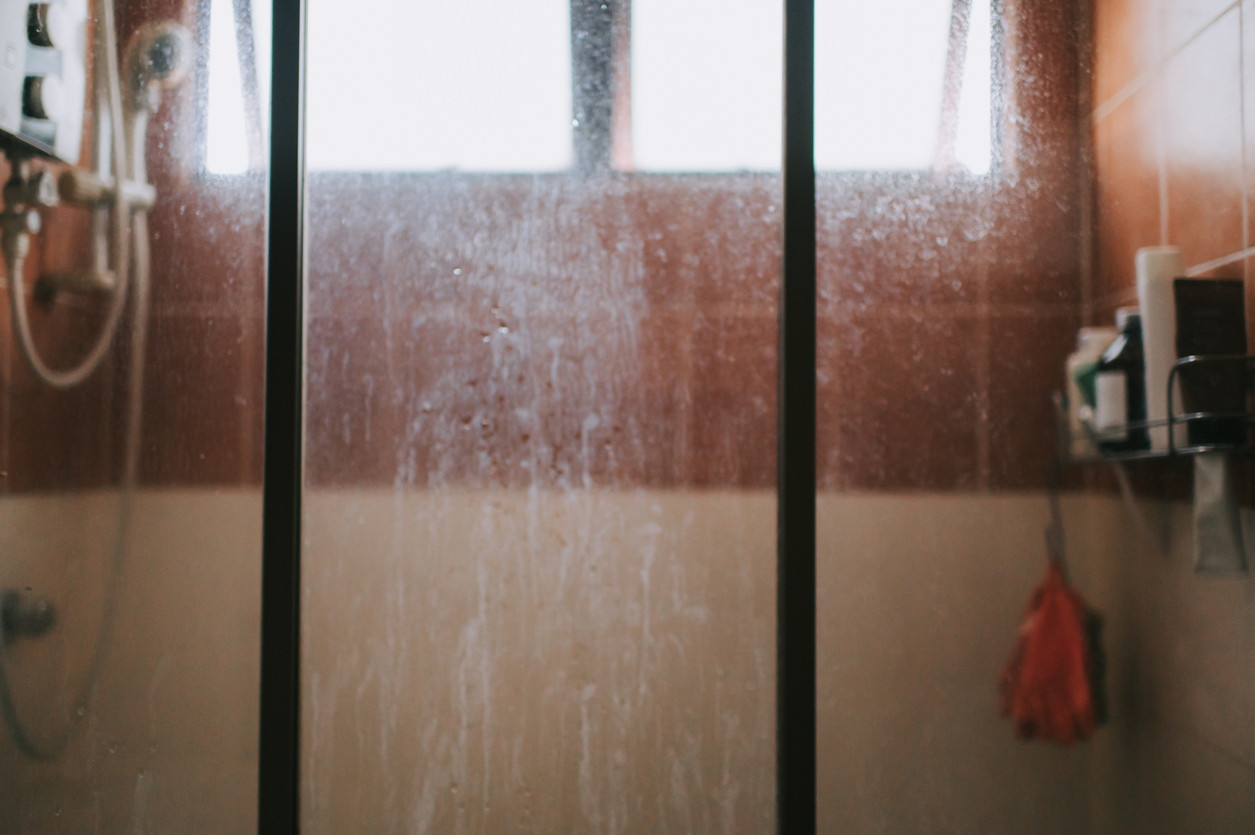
(809, 0), (1241, 832)
(301, 0), (779, 831)
(0, 0), (267, 831)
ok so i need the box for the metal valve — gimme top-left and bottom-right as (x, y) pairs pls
(1, 589), (57, 647)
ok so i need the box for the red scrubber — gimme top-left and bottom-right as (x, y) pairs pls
(1000, 478), (1107, 745)
(999, 560), (1096, 744)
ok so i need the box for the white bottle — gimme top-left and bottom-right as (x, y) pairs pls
(1066, 326), (1118, 458)
(1136, 246), (1185, 451)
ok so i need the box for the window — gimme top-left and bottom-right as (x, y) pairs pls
(304, 0), (572, 172)
(814, 0), (992, 173)
(205, 0), (995, 175)
(206, 0), (270, 174)
(631, 0), (782, 171)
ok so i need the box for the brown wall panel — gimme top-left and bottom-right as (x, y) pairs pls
(2, 0), (1089, 494)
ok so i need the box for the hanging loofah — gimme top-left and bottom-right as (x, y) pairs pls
(999, 472), (1106, 744)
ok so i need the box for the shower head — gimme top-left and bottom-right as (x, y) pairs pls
(124, 22), (193, 115)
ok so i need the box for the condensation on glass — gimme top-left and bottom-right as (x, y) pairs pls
(301, 0), (779, 830)
(0, 0), (268, 831)
(808, 1), (1232, 833)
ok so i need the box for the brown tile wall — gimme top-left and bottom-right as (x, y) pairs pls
(3, 0), (1090, 495)
(1091, 0), (1255, 499)
(303, 0), (1092, 492)
(0, 0), (266, 495)
(1085, 7), (1255, 825)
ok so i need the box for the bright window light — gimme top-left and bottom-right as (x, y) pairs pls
(304, 0), (571, 172)
(205, 0), (271, 175)
(631, 0), (782, 172)
(954, 0), (992, 175)
(207, 0), (992, 176)
(206, 0), (247, 174)
(815, 0), (992, 173)
(815, 0), (949, 170)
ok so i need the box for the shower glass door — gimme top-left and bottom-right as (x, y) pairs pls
(1, 0), (270, 830)
(301, 0), (781, 829)
(812, 2), (1117, 831)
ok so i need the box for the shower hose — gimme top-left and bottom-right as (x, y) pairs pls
(0, 0), (162, 760)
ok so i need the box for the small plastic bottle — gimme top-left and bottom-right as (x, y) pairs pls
(1066, 327), (1117, 458)
(1095, 307), (1149, 454)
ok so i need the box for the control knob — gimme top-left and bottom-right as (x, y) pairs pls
(22, 74), (64, 120)
(27, 3), (71, 49)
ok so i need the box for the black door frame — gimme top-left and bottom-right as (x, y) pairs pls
(256, 2), (817, 831)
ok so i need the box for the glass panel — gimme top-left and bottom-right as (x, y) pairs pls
(302, 0), (779, 830)
(815, 1), (1136, 831)
(0, 0), (267, 831)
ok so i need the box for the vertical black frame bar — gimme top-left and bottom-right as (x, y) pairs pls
(778, 0), (816, 833)
(258, 0), (305, 831)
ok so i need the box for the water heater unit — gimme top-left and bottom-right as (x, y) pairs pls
(0, 0), (87, 163)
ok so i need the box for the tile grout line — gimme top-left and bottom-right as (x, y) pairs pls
(1241, 2), (1253, 308)
(1157, 57), (1170, 247)
(1183, 244), (1255, 276)
(1242, 1), (1251, 257)
(1, 297), (8, 494)
(1092, 0), (1242, 124)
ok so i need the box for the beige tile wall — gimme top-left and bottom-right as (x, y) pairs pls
(0, 484), (1214, 828)
(0, 487), (1249, 834)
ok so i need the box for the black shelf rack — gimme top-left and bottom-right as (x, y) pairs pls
(1059, 354), (1255, 465)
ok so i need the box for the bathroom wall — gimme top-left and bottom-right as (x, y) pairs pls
(0, 488), (1148, 834)
(6, 0), (1237, 832)
(0, 0), (266, 495)
(0, 0), (267, 829)
(1086, 0), (1255, 829)
(0, 490), (261, 832)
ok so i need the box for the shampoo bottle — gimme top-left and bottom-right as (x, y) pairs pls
(1095, 308), (1149, 454)
(1066, 327), (1117, 458)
